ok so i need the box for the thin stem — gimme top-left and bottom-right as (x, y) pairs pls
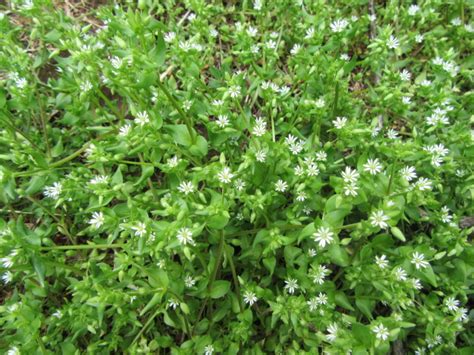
(40, 243), (125, 251)
(224, 243), (244, 312)
(1, 113), (43, 152)
(50, 143), (90, 168)
(156, 80), (195, 142)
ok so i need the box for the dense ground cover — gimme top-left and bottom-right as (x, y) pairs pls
(0, 0), (473, 353)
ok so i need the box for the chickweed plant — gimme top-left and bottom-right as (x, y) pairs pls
(0, 0), (473, 353)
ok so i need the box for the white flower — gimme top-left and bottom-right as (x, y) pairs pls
(400, 166), (417, 181)
(387, 129), (399, 139)
(313, 227), (334, 248)
(387, 35), (400, 49)
(165, 299), (179, 311)
(343, 183), (359, 197)
(167, 156), (179, 168)
(252, 117), (267, 136)
(412, 278), (422, 290)
(333, 116), (348, 129)
(1, 255), (14, 269)
(265, 39), (277, 49)
(284, 278), (299, 294)
(212, 99), (223, 106)
(420, 79), (431, 87)
(110, 56), (123, 69)
(7, 347), (20, 355)
(373, 324), (389, 341)
(340, 53), (350, 61)
(80, 80), (93, 92)
(368, 14), (377, 22)
(89, 175), (109, 185)
(308, 248), (317, 257)
(43, 182), (62, 200)
(290, 44), (302, 55)
(363, 158), (383, 175)
(218, 167), (234, 184)
(134, 111), (149, 126)
(89, 212), (105, 229)
(305, 27), (315, 39)
(330, 19), (349, 33)
(411, 252), (429, 269)
(307, 297), (319, 311)
(408, 4), (420, 16)
(184, 275), (196, 288)
(243, 291), (258, 305)
(400, 69), (411, 81)
(119, 124), (132, 136)
(274, 179), (288, 192)
(451, 17), (461, 26)
(444, 297), (460, 312)
(178, 181), (195, 195)
(341, 166), (359, 183)
(52, 310), (63, 319)
(394, 267), (407, 281)
(164, 31), (176, 42)
(415, 34), (424, 43)
(326, 323), (338, 342)
(370, 210), (389, 229)
(255, 150), (267, 162)
(1, 271), (13, 284)
(228, 85), (241, 98)
(316, 151), (327, 161)
(316, 292), (328, 305)
(312, 264), (330, 285)
(177, 227), (195, 246)
(402, 96), (411, 105)
(182, 100), (192, 111)
(132, 222), (147, 237)
(246, 26), (257, 37)
(209, 28), (218, 37)
(215, 115), (229, 128)
(416, 177), (432, 191)
(375, 255), (389, 269)
(440, 206), (452, 223)
(204, 344), (214, 355)
(294, 165), (305, 176)
(253, 0), (262, 10)
(234, 179), (246, 192)
(455, 307), (468, 322)
(296, 191), (307, 202)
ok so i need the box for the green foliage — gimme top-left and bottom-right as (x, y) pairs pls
(0, 0), (473, 354)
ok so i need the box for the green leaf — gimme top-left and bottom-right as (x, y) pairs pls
(335, 292), (354, 311)
(263, 256), (276, 275)
(166, 125), (193, 146)
(25, 175), (46, 195)
(32, 255), (45, 287)
(150, 33), (166, 67)
(189, 135), (208, 157)
(135, 165), (154, 186)
(328, 244), (350, 266)
(210, 280), (230, 299)
(355, 298), (374, 320)
(391, 227), (406, 242)
(207, 211), (229, 229)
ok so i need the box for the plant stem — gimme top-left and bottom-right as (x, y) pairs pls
(156, 80), (195, 142)
(224, 243), (244, 312)
(50, 143), (90, 168)
(40, 243), (125, 251)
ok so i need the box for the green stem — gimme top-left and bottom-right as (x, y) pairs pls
(50, 143), (90, 168)
(224, 243), (244, 312)
(97, 90), (125, 124)
(40, 243), (125, 251)
(156, 80), (195, 142)
(0, 113), (43, 152)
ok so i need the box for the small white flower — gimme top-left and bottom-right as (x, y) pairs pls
(416, 177), (432, 191)
(182, 100), (192, 111)
(134, 111), (149, 126)
(52, 310), (63, 319)
(178, 181), (195, 195)
(184, 275), (196, 288)
(340, 53), (350, 61)
(370, 210), (390, 229)
(110, 56), (123, 69)
(89, 212), (105, 229)
(275, 179), (288, 192)
(312, 265), (330, 285)
(204, 344), (214, 355)
(296, 191), (307, 202)
(308, 248), (317, 257)
(164, 31), (176, 42)
(168, 299), (179, 309)
(411, 252), (429, 269)
(167, 156), (179, 168)
(209, 28), (218, 37)
(400, 69), (411, 81)
(89, 175), (109, 185)
(451, 17), (461, 26)
(316, 292), (328, 305)
(7, 347), (20, 355)
(234, 178), (246, 192)
(387, 35), (400, 49)
(290, 44), (302, 55)
(218, 167), (234, 184)
(313, 227), (334, 248)
(363, 158), (383, 175)
(415, 34), (424, 43)
(343, 183), (359, 197)
(307, 297), (319, 312)
(305, 27), (315, 39)
(412, 278), (422, 290)
(373, 324), (389, 341)
(255, 150), (267, 162)
(243, 291), (258, 305)
(80, 80), (93, 92)
(228, 85), (241, 98)
(316, 151), (327, 161)
(444, 297), (460, 312)
(400, 166), (417, 181)
(252, 117), (267, 136)
(119, 124), (132, 136)
(177, 227), (195, 246)
(440, 206), (452, 223)
(408, 4), (420, 16)
(341, 166), (359, 183)
(455, 307), (468, 322)
(375, 255), (389, 269)
(326, 323), (338, 342)
(402, 96), (411, 105)
(132, 222), (147, 237)
(333, 116), (348, 129)
(330, 19), (349, 33)
(1, 271), (13, 284)
(394, 267), (407, 281)
(43, 182), (62, 200)
(253, 0), (262, 10)
(284, 278), (299, 294)
(387, 129), (399, 139)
